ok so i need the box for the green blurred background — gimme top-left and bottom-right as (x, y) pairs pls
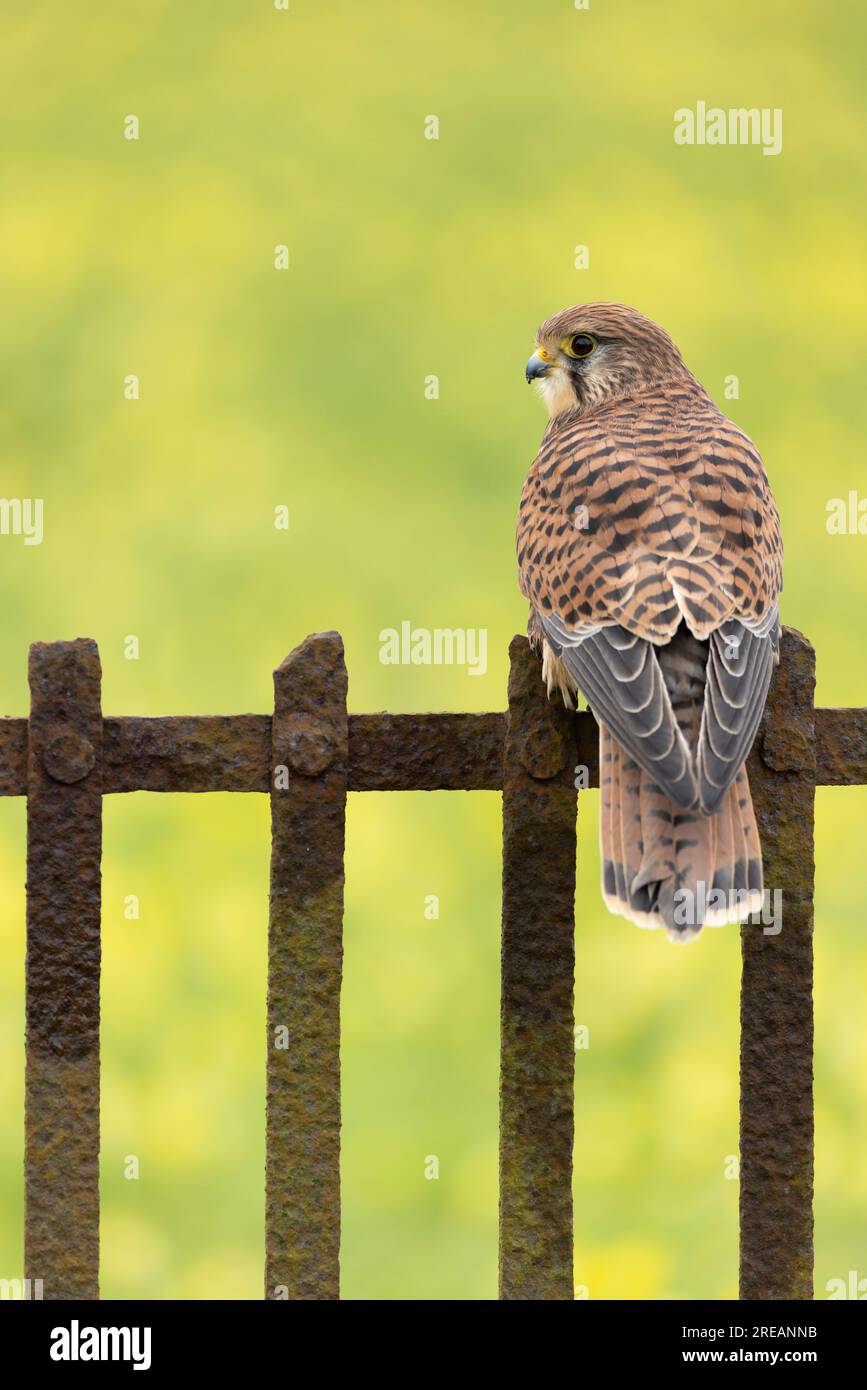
(1, 0), (865, 1300)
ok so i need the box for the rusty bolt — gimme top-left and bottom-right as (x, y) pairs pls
(516, 725), (572, 780)
(762, 723), (812, 773)
(282, 715), (337, 776)
(41, 732), (96, 784)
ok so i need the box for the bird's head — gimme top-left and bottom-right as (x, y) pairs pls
(525, 302), (692, 418)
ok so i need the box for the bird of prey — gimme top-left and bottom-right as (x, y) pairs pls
(517, 303), (782, 941)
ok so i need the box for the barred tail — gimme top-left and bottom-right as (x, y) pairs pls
(600, 724), (763, 943)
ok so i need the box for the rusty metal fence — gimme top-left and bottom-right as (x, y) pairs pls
(1, 627), (865, 1300)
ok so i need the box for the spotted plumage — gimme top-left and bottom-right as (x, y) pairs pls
(517, 302), (783, 941)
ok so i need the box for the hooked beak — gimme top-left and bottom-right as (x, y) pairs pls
(525, 349), (553, 383)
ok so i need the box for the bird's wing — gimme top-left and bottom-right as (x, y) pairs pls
(696, 611), (779, 812)
(517, 383), (783, 809)
(542, 613), (698, 806)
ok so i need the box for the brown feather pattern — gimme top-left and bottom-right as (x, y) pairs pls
(518, 302), (783, 941)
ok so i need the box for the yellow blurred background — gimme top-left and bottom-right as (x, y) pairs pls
(1, 0), (865, 1299)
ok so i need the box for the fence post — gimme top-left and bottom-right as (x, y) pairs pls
(740, 628), (816, 1299)
(25, 639), (103, 1299)
(499, 636), (577, 1299)
(266, 631), (348, 1300)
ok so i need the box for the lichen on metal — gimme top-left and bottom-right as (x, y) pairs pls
(348, 711), (507, 790)
(25, 639), (102, 1300)
(266, 631), (347, 1300)
(99, 711), (508, 794)
(0, 716), (27, 795)
(499, 636), (577, 1300)
(0, 670), (861, 804)
(813, 707), (867, 786)
(102, 714), (272, 793)
(741, 627), (815, 1300)
(2, 625), (863, 1301)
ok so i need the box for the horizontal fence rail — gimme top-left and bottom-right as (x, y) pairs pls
(2, 699), (864, 799)
(1, 627), (864, 1299)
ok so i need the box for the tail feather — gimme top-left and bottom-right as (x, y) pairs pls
(708, 778), (736, 902)
(618, 746), (646, 915)
(610, 738), (629, 908)
(602, 734), (657, 926)
(600, 722), (764, 942)
(632, 756), (674, 900)
(739, 765), (764, 899)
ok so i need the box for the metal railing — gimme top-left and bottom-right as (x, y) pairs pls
(1, 627), (863, 1299)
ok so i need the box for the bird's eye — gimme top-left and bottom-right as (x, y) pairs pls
(561, 333), (596, 359)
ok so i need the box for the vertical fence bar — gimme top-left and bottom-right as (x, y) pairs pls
(25, 639), (103, 1300)
(740, 628), (816, 1299)
(499, 636), (577, 1300)
(266, 631), (348, 1300)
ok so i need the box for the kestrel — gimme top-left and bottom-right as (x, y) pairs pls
(517, 303), (783, 941)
